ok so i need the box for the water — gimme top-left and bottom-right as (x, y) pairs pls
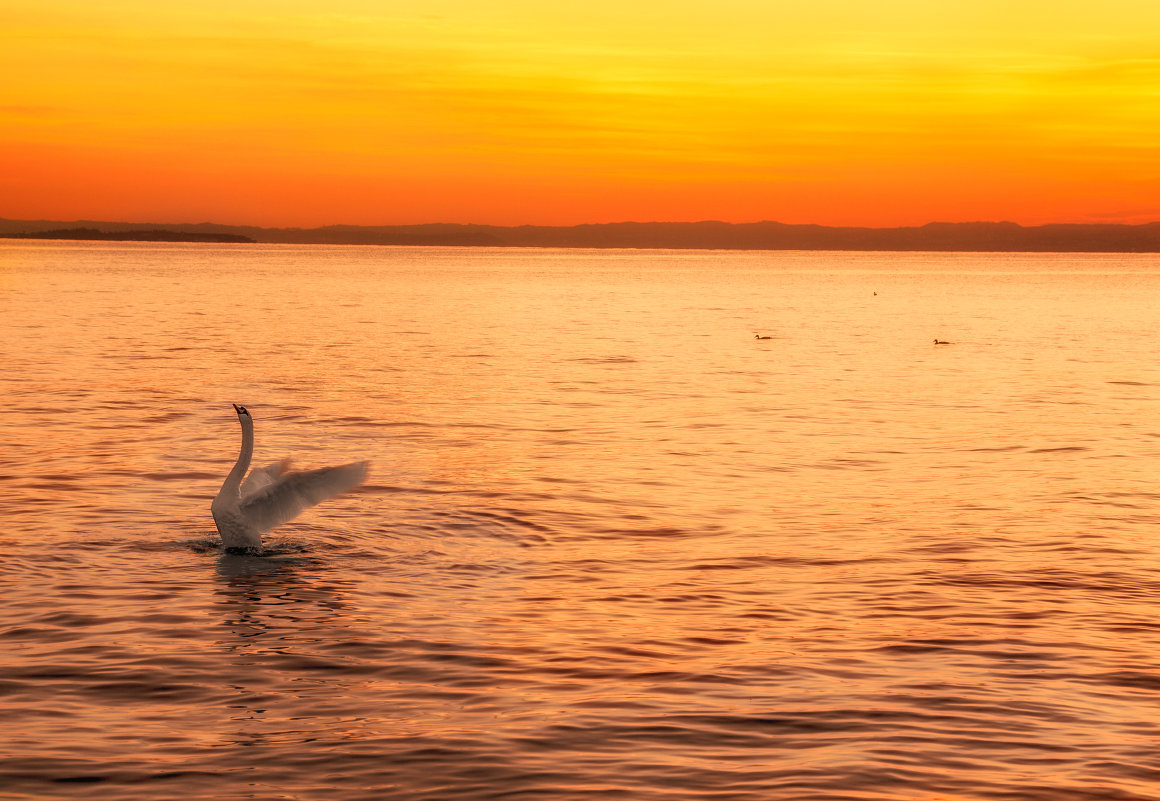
(3, 241), (1160, 800)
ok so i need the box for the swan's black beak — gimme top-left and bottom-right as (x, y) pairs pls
(232, 403), (249, 416)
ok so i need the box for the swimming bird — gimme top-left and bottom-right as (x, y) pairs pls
(755, 334), (773, 340)
(211, 404), (369, 551)
(934, 339), (951, 345)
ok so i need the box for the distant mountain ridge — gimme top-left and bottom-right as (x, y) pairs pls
(4, 217), (1160, 251)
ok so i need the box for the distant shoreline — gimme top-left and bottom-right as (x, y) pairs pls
(3, 218), (1160, 252)
(6, 227), (255, 244)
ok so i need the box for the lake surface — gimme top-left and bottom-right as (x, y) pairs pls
(3, 241), (1160, 800)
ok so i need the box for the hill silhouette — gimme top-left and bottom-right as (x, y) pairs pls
(3, 218), (1159, 251)
(6, 227), (254, 243)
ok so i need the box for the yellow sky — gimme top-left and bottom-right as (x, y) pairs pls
(4, 0), (1160, 226)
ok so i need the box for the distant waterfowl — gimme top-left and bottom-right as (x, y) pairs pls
(211, 404), (369, 551)
(755, 334), (773, 340)
(934, 339), (951, 345)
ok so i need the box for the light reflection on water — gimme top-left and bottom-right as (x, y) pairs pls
(2, 242), (1160, 799)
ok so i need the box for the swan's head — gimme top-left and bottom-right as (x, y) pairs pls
(232, 403), (251, 418)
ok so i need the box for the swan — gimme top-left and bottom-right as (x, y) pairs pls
(755, 334), (772, 340)
(211, 404), (369, 550)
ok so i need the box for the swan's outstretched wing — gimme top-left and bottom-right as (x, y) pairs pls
(239, 461), (369, 534)
(241, 459), (292, 499)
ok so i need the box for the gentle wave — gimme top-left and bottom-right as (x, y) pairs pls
(4, 244), (1160, 800)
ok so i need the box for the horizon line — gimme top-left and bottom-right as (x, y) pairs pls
(4, 216), (1160, 231)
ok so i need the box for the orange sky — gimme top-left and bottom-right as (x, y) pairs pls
(4, 0), (1160, 227)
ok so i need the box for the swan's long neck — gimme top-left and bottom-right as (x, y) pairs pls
(220, 415), (254, 498)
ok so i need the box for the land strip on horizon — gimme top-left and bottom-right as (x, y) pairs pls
(3, 218), (1160, 252)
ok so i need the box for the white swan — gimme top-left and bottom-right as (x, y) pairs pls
(211, 404), (369, 550)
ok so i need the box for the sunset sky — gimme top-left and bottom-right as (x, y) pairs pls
(4, 0), (1160, 227)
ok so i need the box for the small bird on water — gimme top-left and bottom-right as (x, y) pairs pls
(211, 404), (369, 551)
(755, 334), (773, 340)
(934, 339), (951, 345)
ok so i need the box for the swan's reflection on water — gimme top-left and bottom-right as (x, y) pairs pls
(204, 542), (528, 794)
(212, 543), (357, 650)
(210, 547), (367, 754)
(216, 552), (341, 633)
